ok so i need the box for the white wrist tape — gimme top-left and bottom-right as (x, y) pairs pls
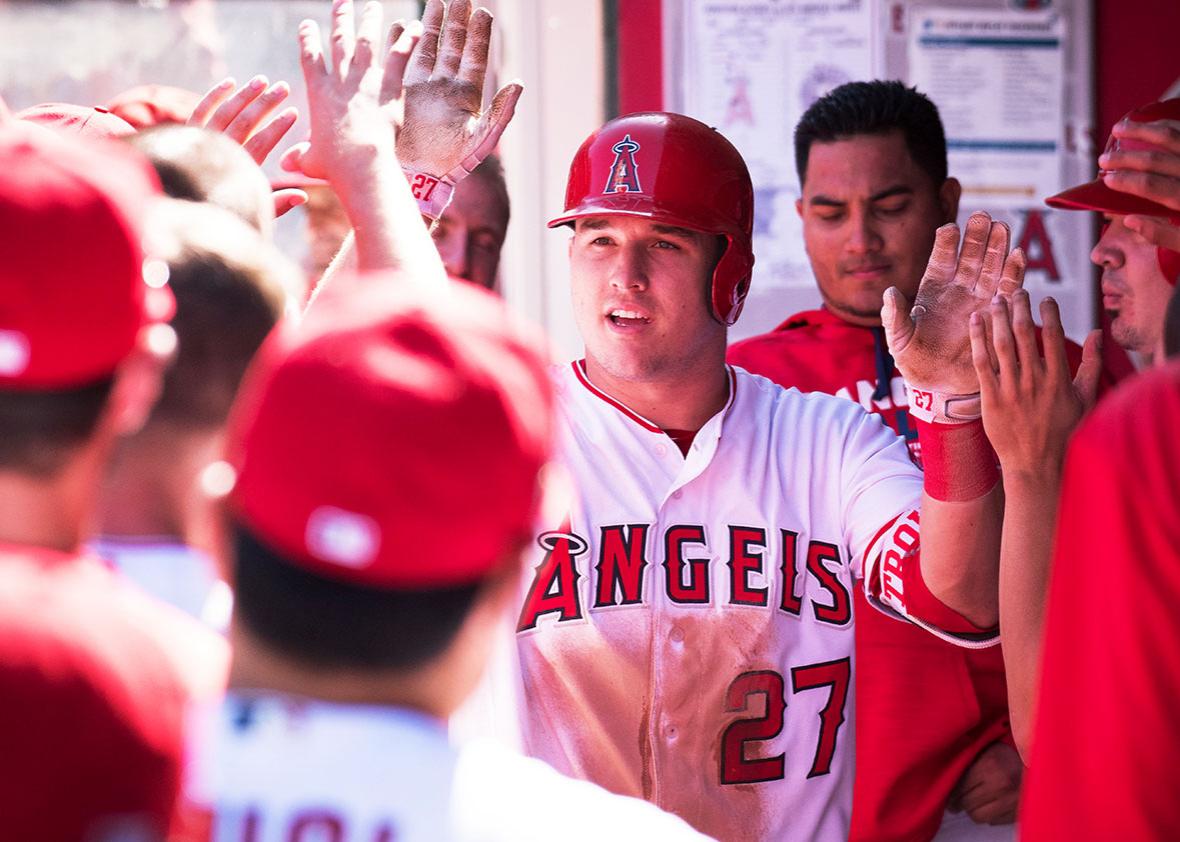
(403, 168), (455, 220)
(905, 384), (982, 425)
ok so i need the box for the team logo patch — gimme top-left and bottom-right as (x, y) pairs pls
(605, 134), (642, 194)
(305, 505), (380, 568)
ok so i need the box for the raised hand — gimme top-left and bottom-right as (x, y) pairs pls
(882, 211), (1025, 416)
(190, 77), (304, 217)
(1100, 117), (1180, 252)
(189, 76), (299, 164)
(392, 0), (522, 186)
(282, 0), (420, 184)
(970, 291), (1101, 477)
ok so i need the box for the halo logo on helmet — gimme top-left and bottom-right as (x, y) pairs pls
(550, 112), (756, 325)
(605, 135), (642, 194)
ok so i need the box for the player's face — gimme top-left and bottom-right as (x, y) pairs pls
(569, 215), (725, 385)
(431, 175), (509, 292)
(1091, 214), (1174, 356)
(797, 131), (959, 326)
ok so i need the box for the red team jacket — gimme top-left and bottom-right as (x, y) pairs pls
(728, 307), (1123, 842)
(1021, 360), (1180, 841)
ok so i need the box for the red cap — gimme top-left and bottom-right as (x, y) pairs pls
(15, 103), (136, 140)
(1047, 99), (1180, 286)
(0, 124), (168, 389)
(105, 84), (201, 129)
(1047, 99), (1180, 218)
(227, 276), (555, 589)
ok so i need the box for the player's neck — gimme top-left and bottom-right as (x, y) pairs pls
(583, 355), (731, 432)
(0, 445), (105, 554)
(93, 422), (223, 552)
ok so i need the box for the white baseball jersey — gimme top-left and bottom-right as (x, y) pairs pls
(514, 362), (926, 842)
(91, 537), (233, 632)
(182, 691), (710, 841)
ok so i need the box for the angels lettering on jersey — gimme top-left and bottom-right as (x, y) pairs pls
(517, 518), (854, 632)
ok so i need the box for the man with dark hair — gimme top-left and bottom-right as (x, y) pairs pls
(0, 124), (227, 841)
(92, 200), (298, 625)
(729, 80), (1112, 842)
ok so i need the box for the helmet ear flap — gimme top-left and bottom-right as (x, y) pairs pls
(711, 233), (754, 325)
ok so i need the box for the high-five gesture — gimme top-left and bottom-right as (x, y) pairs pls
(391, 0), (522, 211)
(882, 211), (1025, 422)
(283, 0), (443, 282)
(189, 76), (298, 165)
(189, 77), (306, 217)
(283, 0), (419, 183)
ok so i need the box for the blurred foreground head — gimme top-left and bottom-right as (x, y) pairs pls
(127, 125), (275, 237)
(0, 124), (171, 478)
(225, 277), (554, 714)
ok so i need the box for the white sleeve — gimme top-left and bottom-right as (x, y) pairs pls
(837, 409), (924, 580)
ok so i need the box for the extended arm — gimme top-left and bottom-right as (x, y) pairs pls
(882, 212), (1023, 628)
(969, 293), (1101, 759)
(306, 0), (521, 289)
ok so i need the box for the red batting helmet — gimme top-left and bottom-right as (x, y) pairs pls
(549, 112), (755, 325)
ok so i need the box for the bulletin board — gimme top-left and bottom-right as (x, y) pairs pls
(662, 0), (1097, 344)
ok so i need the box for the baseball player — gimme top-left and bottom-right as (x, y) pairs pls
(430, 154), (511, 292)
(727, 81), (1113, 841)
(965, 296), (1180, 840)
(0, 123), (228, 840)
(1047, 98), (1180, 365)
(91, 199), (295, 628)
(985, 98), (1180, 762)
(510, 102), (1045, 840)
(179, 7), (707, 839)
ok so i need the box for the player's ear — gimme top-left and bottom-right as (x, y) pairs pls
(795, 197), (804, 220)
(939, 178), (962, 225)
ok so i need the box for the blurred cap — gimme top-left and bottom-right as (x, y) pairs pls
(16, 103), (136, 140)
(227, 275), (555, 589)
(0, 124), (170, 389)
(1047, 99), (1180, 218)
(106, 84), (201, 129)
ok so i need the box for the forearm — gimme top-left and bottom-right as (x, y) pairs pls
(329, 146), (446, 284)
(915, 419), (1003, 628)
(918, 487), (1003, 628)
(998, 470), (1061, 762)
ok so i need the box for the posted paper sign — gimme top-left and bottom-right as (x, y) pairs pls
(679, 1), (876, 295)
(910, 8), (1067, 207)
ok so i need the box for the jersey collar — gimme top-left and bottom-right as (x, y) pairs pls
(571, 360), (738, 435)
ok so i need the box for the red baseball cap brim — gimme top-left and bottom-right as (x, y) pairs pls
(16, 103), (136, 140)
(1047, 97), (1180, 220)
(1045, 177), (1178, 218)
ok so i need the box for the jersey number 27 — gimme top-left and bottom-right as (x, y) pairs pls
(720, 659), (851, 785)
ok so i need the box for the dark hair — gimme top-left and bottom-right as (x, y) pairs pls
(145, 202), (288, 430)
(231, 522), (485, 672)
(795, 80), (948, 188)
(0, 377), (115, 475)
